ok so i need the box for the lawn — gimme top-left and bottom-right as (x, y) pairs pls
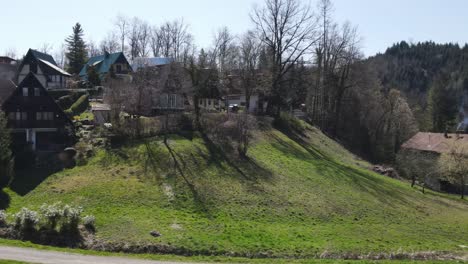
(3, 122), (468, 259)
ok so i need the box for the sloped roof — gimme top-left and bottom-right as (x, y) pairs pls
(79, 52), (128, 77)
(401, 132), (468, 154)
(39, 59), (72, 77)
(23, 49), (71, 77)
(30, 49), (57, 66)
(0, 79), (16, 106)
(132, 57), (173, 71)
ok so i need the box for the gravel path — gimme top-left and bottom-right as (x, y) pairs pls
(0, 246), (200, 264)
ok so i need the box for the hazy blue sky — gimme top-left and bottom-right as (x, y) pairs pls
(1, 0), (467, 58)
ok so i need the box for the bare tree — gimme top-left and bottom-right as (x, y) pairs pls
(212, 27), (237, 73)
(39, 43), (54, 54)
(87, 39), (101, 57)
(237, 31), (262, 111)
(443, 142), (468, 199)
(53, 44), (67, 68)
(4, 48), (17, 59)
(114, 14), (129, 53)
(232, 113), (256, 158)
(152, 19), (194, 63)
(251, 0), (320, 116)
(100, 32), (120, 54)
(137, 20), (151, 57)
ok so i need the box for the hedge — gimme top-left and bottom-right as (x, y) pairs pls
(48, 89), (87, 100)
(67, 94), (89, 116)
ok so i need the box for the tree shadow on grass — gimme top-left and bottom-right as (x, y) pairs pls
(273, 126), (416, 209)
(10, 166), (60, 196)
(199, 131), (273, 182)
(0, 190), (10, 210)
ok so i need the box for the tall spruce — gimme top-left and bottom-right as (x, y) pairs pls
(0, 111), (12, 189)
(65, 23), (88, 74)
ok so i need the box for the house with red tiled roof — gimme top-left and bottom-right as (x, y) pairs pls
(401, 132), (468, 155)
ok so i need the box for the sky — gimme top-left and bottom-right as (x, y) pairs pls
(1, 0), (468, 58)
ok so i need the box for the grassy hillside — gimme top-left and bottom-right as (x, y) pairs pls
(4, 122), (468, 258)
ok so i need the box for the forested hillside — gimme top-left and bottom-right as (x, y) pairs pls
(367, 41), (468, 131)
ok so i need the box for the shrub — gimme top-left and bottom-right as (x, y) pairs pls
(68, 94), (90, 116)
(273, 112), (306, 135)
(82, 215), (95, 230)
(61, 205), (83, 232)
(14, 208), (39, 232)
(0, 210), (7, 226)
(40, 203), (62, 229)
(57, 95), (74, 110)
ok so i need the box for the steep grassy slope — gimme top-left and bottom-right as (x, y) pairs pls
(4, 124), (468, 258)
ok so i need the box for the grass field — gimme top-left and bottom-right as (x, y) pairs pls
(2, 121), (468, 259)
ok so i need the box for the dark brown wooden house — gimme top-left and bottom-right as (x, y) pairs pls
(1, 73), (73, 152)
(17, 49), (71, 89)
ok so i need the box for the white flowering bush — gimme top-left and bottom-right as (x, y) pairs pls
(40, 203), (62, 229)
(82, 215), (95, 230)
(61, 205), (83, 231)
(0, 210), (7, 226)
(14, 208), (39, 232)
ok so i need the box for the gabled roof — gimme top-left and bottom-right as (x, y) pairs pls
(132, 57), (173, 71)
(401, 132), (468, 154)
(79, 52), (129, 77)
(2, 72), (73, 125)
(0, 79), (16, 106)
(38, 59), (72, 77)
(29, 49), (57, 66)
(20, 49), (71, 77)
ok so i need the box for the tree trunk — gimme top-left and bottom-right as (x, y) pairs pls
(461, 177), (465, 199)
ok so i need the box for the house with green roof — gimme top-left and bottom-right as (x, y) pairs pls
(79, 51), (132, 81)
(17, 49), (71, 89)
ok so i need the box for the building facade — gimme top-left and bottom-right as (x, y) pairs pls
(2, 73), (73, 151)
(17, 49), (71, 89)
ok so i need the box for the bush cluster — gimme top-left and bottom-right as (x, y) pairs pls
(67, 94), (90, 117)
(0, 210), (7, 226)
(3, 203), (95, 234)
(273, 112), (306, 135)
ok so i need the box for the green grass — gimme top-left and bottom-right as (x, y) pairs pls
(0, 239), (463, 264)
(3, 122), (468, 259)
(0, 261), (33, 264)
(73, 111), (94, 121)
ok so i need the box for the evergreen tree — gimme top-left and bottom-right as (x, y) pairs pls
(87, 66), (101, 87)
(0, 111), (12, 189)
(428, 75), (459, 132)
(65, 23), (88, 74)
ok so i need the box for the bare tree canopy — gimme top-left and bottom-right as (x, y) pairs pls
(251, 0), (320, 115)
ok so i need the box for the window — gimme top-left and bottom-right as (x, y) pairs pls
(116, 65), (122, 73)
(46, 112), (54, 120)
(11, 112), (27, 121)
(22, 87), (29, 97)
(34, 88), (40, 96)
(169, 94), (176, 108)
(36, 112), (54, 121)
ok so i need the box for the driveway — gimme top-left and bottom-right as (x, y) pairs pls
(0, 246), (201, 264)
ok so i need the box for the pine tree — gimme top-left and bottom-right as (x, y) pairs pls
(65, 23), (88, 74)
(428, 75), (459, 132)
(87, 66), (101, 87)
(0, 111), (12, 189)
